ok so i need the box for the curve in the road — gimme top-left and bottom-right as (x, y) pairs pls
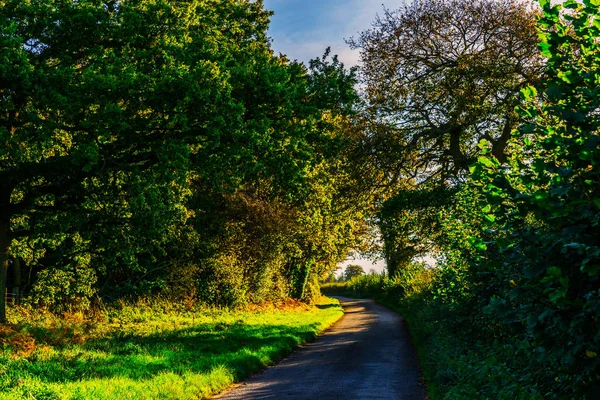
(213, 297), (427, 400)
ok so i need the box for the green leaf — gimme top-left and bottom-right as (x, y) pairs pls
(564, 0), (579, 9)
(558, 70), (575, 84)
(549, 288), (567, 303)
(468, 237), (488, 251)
(539, 41), (552, 57)
(581, 263), (600, 277)
(527, 314), (538, 328)
(547, 266), (562, 279)
(521, 86), (538, 100)
(478, 156), (497, 169)
(484, 214), (496, 223)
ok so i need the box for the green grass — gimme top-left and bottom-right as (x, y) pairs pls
(0, 298), (343, 399)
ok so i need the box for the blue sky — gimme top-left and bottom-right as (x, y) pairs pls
(263, 0), (402, 67)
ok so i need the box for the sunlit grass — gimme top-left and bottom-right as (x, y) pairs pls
(0, 298), (343, 399)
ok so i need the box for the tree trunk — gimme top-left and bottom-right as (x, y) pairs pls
(0, 181), (12, 323)
(491, 116), (514, 164)
(12, 257), (21, 305)
(293, 259), (314, 300)
(0, 218), (10, 323)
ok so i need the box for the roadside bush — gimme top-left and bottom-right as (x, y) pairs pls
(346, 272), (386, 297)
(30, 265), (97, 312)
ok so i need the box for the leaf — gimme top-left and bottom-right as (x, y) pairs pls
(580, 263), (600, 277)
(484, 214), (496, 223)
(478, 156), (497, 169)
(521, 86), (538, 100)
(539, 41), (552, 57)
(547, 266), (562, 279)
(539, 309), (555, 321)
(527, 314), (538, 328)
(564, 0), (579, 9)
(558, 70), (575, 84)
(468, 237), (488, 251)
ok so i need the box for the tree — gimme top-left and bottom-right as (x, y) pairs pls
(378, 187), (455, 276)
(343, 264), (365, 281)
(349, 0), (543, 184)
(0, 0), (366, 320)
(2, 0), (215, 320)
(349, 0), (545, 277)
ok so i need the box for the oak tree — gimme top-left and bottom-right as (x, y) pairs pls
(349, 0), (543, 184)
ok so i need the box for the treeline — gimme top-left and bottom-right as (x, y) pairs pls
(0, 0), (377, 321)
(347, 0), (599, 398)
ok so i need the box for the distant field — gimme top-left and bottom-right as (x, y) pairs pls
(0, 298), (343, 399)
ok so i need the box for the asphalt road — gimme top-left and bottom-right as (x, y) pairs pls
(213, 297), (427, 400)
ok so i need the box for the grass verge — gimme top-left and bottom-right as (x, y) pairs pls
(0, 297), (343, 399)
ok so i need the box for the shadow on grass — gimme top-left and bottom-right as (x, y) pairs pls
(5, 322), (322, 386)
(315, 303), (341, 310)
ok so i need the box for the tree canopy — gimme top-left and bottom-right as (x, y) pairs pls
(350, 0), (543, 184)
(0, 0), (372, 321)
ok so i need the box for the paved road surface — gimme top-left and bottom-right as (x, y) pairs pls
(213, 297), (427, 400)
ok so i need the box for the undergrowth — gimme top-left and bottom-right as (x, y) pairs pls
(0, 297), (343, 399)
(322, 264), (592, 399)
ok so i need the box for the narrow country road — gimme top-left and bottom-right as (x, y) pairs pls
(213, 297), (427, 400)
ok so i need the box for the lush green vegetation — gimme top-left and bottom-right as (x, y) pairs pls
(0, 297), (342, 399)
(324, 260), (596, 399)
(336, 0), (600, 398)
(0, 0), (375, 320)
(2, 0), (599, 398)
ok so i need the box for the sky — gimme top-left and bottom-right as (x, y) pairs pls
(262, 0), (405, 274)
(262, 0), (403, 67)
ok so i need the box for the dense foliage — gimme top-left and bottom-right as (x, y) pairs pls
(354, 0), (600, 398)
(473, 0), (600, 394)
(2, 0), (599, 396)
(0, 0), (371, 321)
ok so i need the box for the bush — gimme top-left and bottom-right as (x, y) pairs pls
(30, 265), (97, 312)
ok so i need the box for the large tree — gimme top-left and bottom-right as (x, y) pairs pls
(349, 0), (543, 184)
(0, 0), (364, 320)
(348, 0), (545, 276)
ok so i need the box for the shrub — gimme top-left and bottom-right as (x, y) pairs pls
(30, 265), (97, 312)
